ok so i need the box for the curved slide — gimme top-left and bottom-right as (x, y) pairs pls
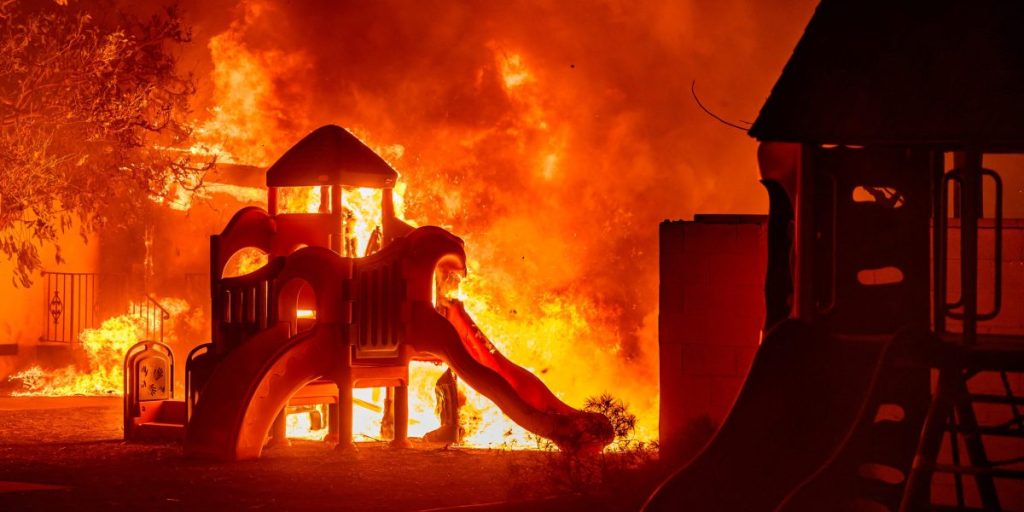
(643, 320), (892, 512)
(185, 323), (338, 461)
(413, 300), (614, 453)
(442, 300), (578, 417)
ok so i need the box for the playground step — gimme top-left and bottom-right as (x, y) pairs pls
(142, 421), (186, 428)
(932, 506), (1019, 512)
(156, 400), (186, 423)
(947, 424), (1024, 438)
(961, 393), (1024, 405)
(134, 422), (185, 442)
(937, 334), (1024, 371)
(932, 463), (1024, 479)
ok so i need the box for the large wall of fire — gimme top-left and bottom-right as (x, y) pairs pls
(2, 0), (829, 443)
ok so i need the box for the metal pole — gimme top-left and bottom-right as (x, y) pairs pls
(933, 152), (946, 334)
(958, 151), (982, 345)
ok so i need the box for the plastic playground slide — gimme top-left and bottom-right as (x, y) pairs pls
(412, 300), (614, 453)
(642, 320), (891, 512)
(442, 300), (579, 416)
(185, 323), (337, 461)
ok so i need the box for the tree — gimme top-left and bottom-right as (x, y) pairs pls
(0, 0), (211, 286)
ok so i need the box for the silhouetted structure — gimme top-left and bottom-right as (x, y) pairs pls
(648, 1), (1024, 511)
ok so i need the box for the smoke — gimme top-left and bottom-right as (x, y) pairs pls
(176, 0), (817, 438)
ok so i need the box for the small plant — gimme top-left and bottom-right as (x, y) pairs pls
(584, 393), (637, 450)
(503, 394), (661, 504)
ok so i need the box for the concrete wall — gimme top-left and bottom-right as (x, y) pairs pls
(659, 214), (767, 463)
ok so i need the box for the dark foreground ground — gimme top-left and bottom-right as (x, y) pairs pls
(0, 397), (665, 511)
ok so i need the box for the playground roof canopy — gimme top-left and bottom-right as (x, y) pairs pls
(749, 1), (1024, 150)
(266, 125), (399, 188)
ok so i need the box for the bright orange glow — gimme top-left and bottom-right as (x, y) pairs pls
(182, 11), (666, 450)
(8, 298), (191, 397)
(223, 246), (269, 277)
(296, 309), (316, 319)
(286, 404), (329, 441)
(276, 186), (394, 257)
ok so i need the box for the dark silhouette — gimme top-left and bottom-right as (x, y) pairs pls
(648, 1), (1024, 510)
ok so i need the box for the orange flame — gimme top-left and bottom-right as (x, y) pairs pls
(9, 298), (191, 397)
(186, 4), (666, 449)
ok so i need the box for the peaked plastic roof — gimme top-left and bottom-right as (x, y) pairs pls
(748, 1), (1024, 150)
(266, 125), (399, 188)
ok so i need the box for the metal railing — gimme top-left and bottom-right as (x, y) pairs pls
(131, 295), (171, 344)
(40, 271), (99, 344)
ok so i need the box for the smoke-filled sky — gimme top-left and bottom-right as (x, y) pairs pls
(165, 0), (819, 437)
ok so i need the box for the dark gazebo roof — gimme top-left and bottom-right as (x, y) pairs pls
(266, 125), (398, 188)
(749, 1), (1024, 150)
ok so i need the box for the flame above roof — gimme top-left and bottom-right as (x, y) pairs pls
(266, 125), (399, 188)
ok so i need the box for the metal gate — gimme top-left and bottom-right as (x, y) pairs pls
(40, 271), (99, 344)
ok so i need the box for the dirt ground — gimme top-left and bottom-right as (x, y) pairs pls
(0, 397), (665, 511)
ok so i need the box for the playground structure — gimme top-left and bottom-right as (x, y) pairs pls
(123, 125), (613, 460)
(647, 2), (1024, 511)
(123, 340), (186, 441)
